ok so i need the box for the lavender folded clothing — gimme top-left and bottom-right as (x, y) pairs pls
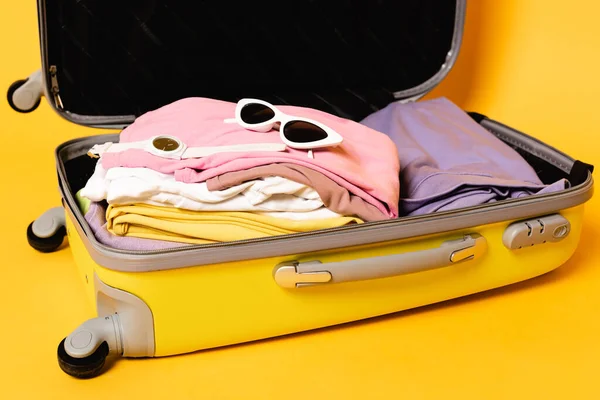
(360, 97), (569, 216)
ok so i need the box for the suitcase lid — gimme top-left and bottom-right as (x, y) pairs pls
(38, 0), (465, 127)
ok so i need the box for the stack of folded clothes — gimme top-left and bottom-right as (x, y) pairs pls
(78, 97), (401, 250)
(359, 97), (569, 216)
(78, 95), (570, 251)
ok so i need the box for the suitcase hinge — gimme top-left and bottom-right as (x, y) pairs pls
(49, 65), (64, 110)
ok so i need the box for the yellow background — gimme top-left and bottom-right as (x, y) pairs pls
(1, 1), (599, 399)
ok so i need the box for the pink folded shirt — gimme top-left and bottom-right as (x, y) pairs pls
(100, 97), (400, 218)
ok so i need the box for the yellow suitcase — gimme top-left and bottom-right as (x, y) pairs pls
(13, 0), (594, 378)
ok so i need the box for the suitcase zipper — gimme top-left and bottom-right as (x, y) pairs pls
(67, 180), (589, 257)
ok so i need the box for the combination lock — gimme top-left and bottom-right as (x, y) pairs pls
(502, 214), (570, 250)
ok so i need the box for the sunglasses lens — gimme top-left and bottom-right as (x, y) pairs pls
(283, 121), (329, 143)
(240, 103), (275, 124)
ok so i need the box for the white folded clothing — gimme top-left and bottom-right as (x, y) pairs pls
(80, 161), (341, 219)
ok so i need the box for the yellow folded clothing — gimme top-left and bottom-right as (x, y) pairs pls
(106, 203), (364, 244)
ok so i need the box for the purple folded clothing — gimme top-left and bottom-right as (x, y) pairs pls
(84, 201), (189, 251)
(360, 97), (568, 216)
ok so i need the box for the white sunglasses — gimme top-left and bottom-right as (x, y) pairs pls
(224, 99), (344, 155)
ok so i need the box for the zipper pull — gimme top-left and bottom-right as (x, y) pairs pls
(49, 65), (64, 109)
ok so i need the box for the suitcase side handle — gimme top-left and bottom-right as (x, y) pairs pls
(273, 233), (487, 288)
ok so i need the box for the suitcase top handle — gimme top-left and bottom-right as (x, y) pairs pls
(273, 233), (487, 289)
(273, 213), (573, 289)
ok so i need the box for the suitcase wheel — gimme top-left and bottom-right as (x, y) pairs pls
(27, 207), (67, 253)
(27, 222), (66, 253)
(58, 314), (125, 378)
(7, 69), (43, 113)
(57, 338), (109, 379)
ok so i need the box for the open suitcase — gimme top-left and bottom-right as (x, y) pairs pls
(11, 0), (595, 379)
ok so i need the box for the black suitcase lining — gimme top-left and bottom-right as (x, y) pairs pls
(43, 0), (458, 121)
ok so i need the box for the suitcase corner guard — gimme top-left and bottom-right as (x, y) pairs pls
(57, 273), (155, 379)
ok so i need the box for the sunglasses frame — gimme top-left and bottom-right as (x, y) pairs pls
(225, 98), (344, 150)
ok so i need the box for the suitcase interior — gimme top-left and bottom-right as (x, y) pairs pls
(39, 0), (465, 123)
(39, 0), (594, 253)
